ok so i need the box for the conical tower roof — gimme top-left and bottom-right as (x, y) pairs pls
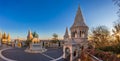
(64, 27), (69, 39)
(71, 5), (87, 29)
(2, 32), (7, 39)
(27, 30), (33, 40)
(7, 33), (11, 40)
(65, 27), (69, 36)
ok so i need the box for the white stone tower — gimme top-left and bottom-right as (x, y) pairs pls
(70, 5), (88, 43)
(63, 5), (89, 61)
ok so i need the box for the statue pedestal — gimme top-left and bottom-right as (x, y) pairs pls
(25, 43), (47, 53)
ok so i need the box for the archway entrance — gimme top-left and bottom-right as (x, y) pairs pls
(65, 47), (71, 61)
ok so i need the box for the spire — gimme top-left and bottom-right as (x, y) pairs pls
(0, 32), (2, 38)
(7, 33), (11, 42)
(27, 30), (33, 40)
(65, 27), (69, 35)
(2, 32), (7, 39)
(71, 5), (87, 28)
(7, 33), (10, 39)
(64, 27), (69, 39)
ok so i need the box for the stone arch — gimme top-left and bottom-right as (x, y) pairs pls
(82, 31), (85, 38)
(71, 32), (74, 38)
(65, 47), (71, 61)
(80, 31), (81, 37)
(71, 30), (77, 38)
(65, 47), (70, 55)
(73, 49), (78, 57)
(74, 31), (77, 38)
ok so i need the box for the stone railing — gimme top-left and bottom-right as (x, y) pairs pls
(86, 52), (103, 61)
(73, 51), (102, 61)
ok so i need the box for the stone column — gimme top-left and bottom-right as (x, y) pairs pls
(77, 30), (80, 38)
(63, 46), (66, 58)
(70, 47), (73, 61)
(70, 53), (72, 61)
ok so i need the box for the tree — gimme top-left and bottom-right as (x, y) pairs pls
(89, 26), (110, 48)
(53, 33), (58, 39)
(112, 0), (120, 44)
(112, 20), (120, 43)
(32, 32), (39, 38)
(113, 0), (120, 17)
(51, 33), (59, 43)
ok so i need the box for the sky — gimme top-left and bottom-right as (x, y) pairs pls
(0, 0), (118, 40)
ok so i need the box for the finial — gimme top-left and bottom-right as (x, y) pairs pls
(65, 27), (69, 35)
(66, 27), (68, 30)
(78, 3), (80, 8)
(78, 3), (80, 7)
(28, 27), (31, 31)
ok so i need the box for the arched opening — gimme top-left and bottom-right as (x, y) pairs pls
(73, 49), (78, 57)
(71, 31), (77, 38)
(65, 47), (71, 61)
(80, 31), (81, 37)
(71, 32), (75, 38)
(82, 31), (85, 38)
(74, 31), (77, 38)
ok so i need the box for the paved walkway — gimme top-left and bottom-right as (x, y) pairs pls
(0, 47), (63, 61)
(0, 48), (16, 61)
(0, 45), (12, 61)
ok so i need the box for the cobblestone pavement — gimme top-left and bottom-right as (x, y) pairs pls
(1, 47), (63, 61)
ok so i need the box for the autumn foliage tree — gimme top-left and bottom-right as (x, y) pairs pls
(112, 20), (120, 43)
(113, 0), (120, 17)
(89, 26), (110, 48)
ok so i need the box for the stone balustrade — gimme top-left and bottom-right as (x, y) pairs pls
(86, 52), (103, 61)
(73, 51), (102, 61)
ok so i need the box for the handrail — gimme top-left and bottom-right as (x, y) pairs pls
(86, 52), (103, 61)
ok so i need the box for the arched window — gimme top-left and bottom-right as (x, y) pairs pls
(72, 32), (75, 37)
(73, 49), (78, 57)
(80, 31), (81, 37)
(82, 31), (85, 38)
(74, 31), (77, 38)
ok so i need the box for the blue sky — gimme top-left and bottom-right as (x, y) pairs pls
(0, 0), (118, 39)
